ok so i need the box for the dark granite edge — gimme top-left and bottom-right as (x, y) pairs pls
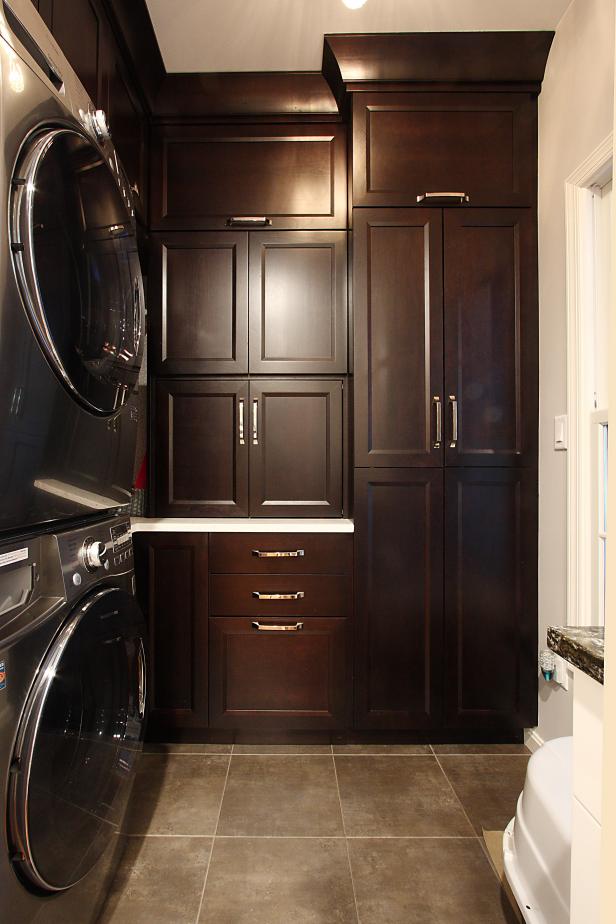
(547, 625), (604, 685)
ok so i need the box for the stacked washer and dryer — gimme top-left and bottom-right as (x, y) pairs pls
(0, 2), (147, 921)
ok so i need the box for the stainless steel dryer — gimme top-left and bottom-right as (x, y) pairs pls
(0, 514), (146, 923)
(0, 1), (144, 536)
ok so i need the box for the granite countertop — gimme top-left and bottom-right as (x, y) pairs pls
(547, 625), (605, 684)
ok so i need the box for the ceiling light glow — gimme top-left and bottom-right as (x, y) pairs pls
(342, 0), (368, 9)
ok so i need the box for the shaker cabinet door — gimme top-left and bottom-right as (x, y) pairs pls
(444, 209), (537, 466)
(249, 380), (343, 517)
(354, 468), (444, 730)
(249, 231), (347, 374)
(154, 379), (249, 517)
(444, 468), (538, 730)
(150, 233), (248, 375)
(354, 209), (444, 467)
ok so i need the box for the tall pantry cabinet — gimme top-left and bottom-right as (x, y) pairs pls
(350, 87), (539, 732)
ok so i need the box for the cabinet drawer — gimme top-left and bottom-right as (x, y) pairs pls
(209, 617), (349, 729)
(210, 574), (351, 618)
(209, 533), (352, 575)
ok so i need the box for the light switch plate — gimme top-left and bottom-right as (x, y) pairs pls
(554, 654), (570, 690)
(554, 414), (568, 451)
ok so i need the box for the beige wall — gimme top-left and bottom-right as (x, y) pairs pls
(537, 0), (615, 743)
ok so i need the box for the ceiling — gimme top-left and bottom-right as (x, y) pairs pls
(145, 0), (571, 74)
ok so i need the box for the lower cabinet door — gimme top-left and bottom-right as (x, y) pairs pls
(354, 468), (444, 730)
(134, 533), (209, 736)
(249, 380), (343, 517)
(444, 468), (538, 729)
(209, 617), (349, 729)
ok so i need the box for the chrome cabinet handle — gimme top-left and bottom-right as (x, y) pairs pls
(252, 399), (259, 445)
(252, 591), (305, 600)
(252, 549), (305, 558)
(433, 396), (442, 448)
(449, 395), (458, 448)
(226, 216), (272, 227)
(416, 192), (470, 204)
(238, 399), (245, 445)
(137, 638), (146, 720)
(252, 622), (304, 632)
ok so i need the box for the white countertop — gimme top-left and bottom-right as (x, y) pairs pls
(130, 517), (354, 534)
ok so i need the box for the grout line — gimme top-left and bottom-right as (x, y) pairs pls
(432, 752), (478, 836)
(194, 750), (232, 924)
(331, 753), (361, 924)
(121, 833), (479, 840)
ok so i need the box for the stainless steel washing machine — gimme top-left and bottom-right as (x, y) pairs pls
(0, 1), (144, 537)
(0, 514), (146, 923)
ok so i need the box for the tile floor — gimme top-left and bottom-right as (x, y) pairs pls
(98, 742), (529, 924)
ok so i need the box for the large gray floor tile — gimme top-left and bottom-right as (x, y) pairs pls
(123, 754), (229, 835)
(143, 742), (232, 754)
(348, 838), (519, 924)
(438, 755), (529, 834)
(217, 756), (344, 836)
(99, 836), (212, 924)
(199, 837), (357, 924)
(432, 743), (529, 756)
(234, 743), (332, 755)
(333, 744), (431, 755)
(335, 755), (473, 837)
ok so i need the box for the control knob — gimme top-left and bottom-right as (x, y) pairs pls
(81, 538), (108, 571)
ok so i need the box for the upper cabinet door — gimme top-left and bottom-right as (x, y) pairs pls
(150, 233), (248, 375)
(352, 93), (536, 208)
(154, 379), (249, 517)
(444, 209), (537, 467)
(151, 124), (347, 230)
(354, 209), (444, 467)
(249, 380), (343, 517)
(249, 231), (347, 374)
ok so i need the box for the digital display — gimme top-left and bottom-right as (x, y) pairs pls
(110, 522), (131, 551)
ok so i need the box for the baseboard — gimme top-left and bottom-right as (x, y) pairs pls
(524, 727), (545, 753)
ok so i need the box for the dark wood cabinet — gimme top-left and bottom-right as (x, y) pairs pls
(154, 379), (249, 517)
(134, 533), (209, 735)
(151, 123), (347, 231)
(444, 468), (538, 729)
(354, 207), (536, 468)
(210, 532), (353, 575)
(150, 233), (249, 375)
(249, 380), (343, 517)
(353, 209), (443, 467)
(209, 617), (349, 730)
(444, 209), (537, 466)
(354, 468), (444, 730)
(210, 574), (352, 619)
(352, 92), (536, 208)
(249, 232), (348, 374)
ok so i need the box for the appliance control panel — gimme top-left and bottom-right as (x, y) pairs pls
(55, 515), (134, 601)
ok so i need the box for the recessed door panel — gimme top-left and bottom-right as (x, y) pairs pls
(354, 209), (443, 467)
(444, 208), (537, 465)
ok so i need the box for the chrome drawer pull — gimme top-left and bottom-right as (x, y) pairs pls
(238, 399), (245, 445)
(252, 549), (305, 558)
(252, 621), (304, 632)
(416, 192), (470, 204)
(226, 216), (272, 227)
(252, 591), (305, 601)
(252, 399), (259, 445)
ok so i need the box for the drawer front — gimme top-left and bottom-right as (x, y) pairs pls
(209, 533), (353, 574)
(209, 617), (349, 729)
(210, 574), (351, 618)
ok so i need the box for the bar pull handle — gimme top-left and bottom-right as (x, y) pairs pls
(252, 549), (305, 558)
(252, 399), (259, 445)
(252, 591), (305, 601)
(433, 396), (442, 448)
(252, 622), (304, 632)
(416, 192), (470, 204)
(238, 399), (245, 445)
(137, 637), (146, 720)
(226, 216), (272, 227)
(449, 395), (458, 448)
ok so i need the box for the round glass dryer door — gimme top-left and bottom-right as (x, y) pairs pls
(9, 587), (146, 892)
(10, 128), (144, 414)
